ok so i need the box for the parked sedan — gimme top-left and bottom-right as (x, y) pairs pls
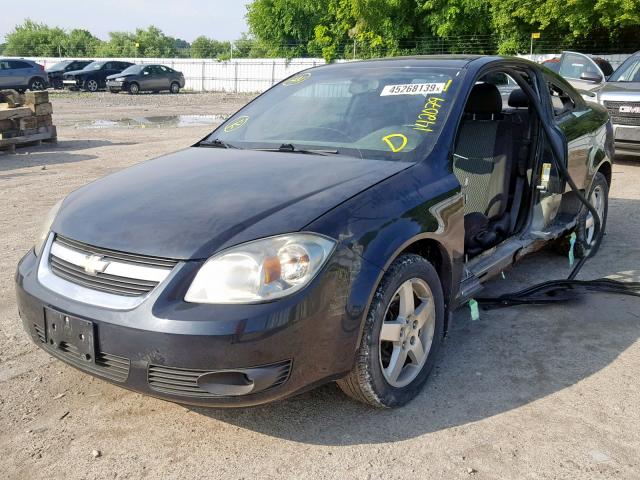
(106, 64), (185, 94)
(62, 60), (134, 92)
(46, 59), (93, 89)
(0, 58), (48, 92)
(16, 56), (613, 408)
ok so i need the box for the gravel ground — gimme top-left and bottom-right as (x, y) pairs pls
(1, 92), (639, 480)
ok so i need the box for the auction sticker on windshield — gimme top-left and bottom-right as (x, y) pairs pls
(380, 83), (446, 96)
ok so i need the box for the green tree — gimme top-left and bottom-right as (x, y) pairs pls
(96, 26), (176, 57)
(96, 31), (137, 57)
(191, 36), (231, 58)
(134, 26), (176, 57)
(247, 0), (328, 57)
(4, 19), (67, 56)
(64, 29), (101, 56)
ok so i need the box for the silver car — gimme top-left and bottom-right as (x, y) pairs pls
(0, 58), (48, 92)
(598, 52), (640, 156)
(545, 51), (640, 156)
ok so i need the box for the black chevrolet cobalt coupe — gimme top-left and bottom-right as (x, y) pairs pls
(16, 56), (613, 408)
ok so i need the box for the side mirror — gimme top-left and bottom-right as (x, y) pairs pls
(580, 71), (603, 83)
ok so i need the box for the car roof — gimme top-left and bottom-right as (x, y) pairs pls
(314, 55), (532, 71)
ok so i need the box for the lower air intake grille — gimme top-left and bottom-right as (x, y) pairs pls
(148, 360), (292, 398)
(36, 331), (130, 383)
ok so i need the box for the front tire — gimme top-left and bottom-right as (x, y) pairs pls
(128, 82), (140, 95)
(85, 79), (99, 92)
(337, 254), (444, 408)
(170, 82), (180, 94)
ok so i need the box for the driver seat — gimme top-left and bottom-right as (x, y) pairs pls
(453, 83), (513, 256)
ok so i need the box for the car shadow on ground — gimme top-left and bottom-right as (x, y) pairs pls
(191, 214), (640, 446)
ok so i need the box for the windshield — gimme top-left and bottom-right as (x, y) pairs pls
(84, 62), (105, 70)
(205, 65), (463, 162)
(50, 60), (72, 70)
(120, 65), (143, 75)
(609, 54), (640, 82)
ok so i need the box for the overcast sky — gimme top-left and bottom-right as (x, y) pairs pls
(0, 0), (252, 42)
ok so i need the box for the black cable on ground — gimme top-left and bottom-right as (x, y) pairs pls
(472, 69), (639, 310)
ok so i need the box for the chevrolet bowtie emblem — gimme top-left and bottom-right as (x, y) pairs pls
(82, 254), (109, 276)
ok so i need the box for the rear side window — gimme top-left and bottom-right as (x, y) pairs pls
(8, 61), (32, 69)
(0, 61), (10, 70)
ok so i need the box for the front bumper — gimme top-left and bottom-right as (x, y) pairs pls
(613, 124), (640, 155)
(106, 80), (124, 91)
(15, 244), (375, 407)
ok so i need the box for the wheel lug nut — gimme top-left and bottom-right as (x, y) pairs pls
(410, 336), (416, 345)
(412, 320), (418, 329)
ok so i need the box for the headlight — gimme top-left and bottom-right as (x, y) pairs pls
(185, 233), (336, 304)
(115, 77), (125, 82)
(34, 199), (63, 257)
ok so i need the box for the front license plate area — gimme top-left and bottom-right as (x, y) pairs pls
(45, 308), (95, 364)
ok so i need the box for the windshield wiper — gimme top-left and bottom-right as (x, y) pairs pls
(254, 143), (339, 156)
(199, 138), (240, 149)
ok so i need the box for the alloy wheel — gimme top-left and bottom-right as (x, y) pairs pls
(87, 80), (98, 92)
(31, 79), (45, 90)
(378, 278), (436, 388)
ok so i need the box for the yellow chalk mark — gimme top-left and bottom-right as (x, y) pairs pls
(382, 133), (408, 153)
(443, 79), (452, 92)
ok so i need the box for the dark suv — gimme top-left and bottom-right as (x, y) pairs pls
(0, 58), (48, 92)
(63, 61), (134, 92)
(47, 60), (94, 89)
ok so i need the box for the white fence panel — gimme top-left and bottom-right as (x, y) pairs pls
(9, 54), (636, 93)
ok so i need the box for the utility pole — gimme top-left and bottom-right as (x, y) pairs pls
(353, 40), (356, 59)
(230, 42), (234, 61)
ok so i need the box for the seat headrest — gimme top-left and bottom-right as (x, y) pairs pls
(464, 83), (502, 115)
(508, 88), (529, 108)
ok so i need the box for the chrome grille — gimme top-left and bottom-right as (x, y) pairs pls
(49, 235), (177, 297)
(604, 100), (640, 126)
(148, 361), (292, 398)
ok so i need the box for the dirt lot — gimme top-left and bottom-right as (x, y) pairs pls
(1, 92), (639, 480)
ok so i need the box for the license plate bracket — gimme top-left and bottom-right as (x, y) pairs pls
(45, 308), (96, 364)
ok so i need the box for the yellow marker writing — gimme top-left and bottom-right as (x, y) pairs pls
(382, 133), (408, 153)
(283, 72), (311, 86)
(223, 115), (249, 133)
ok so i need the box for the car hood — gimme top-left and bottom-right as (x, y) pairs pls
(599, 82), (640, 101)
(63, 69), (91, 77)
(106, 73), (132, 80)
(52, 147), (411, 260)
